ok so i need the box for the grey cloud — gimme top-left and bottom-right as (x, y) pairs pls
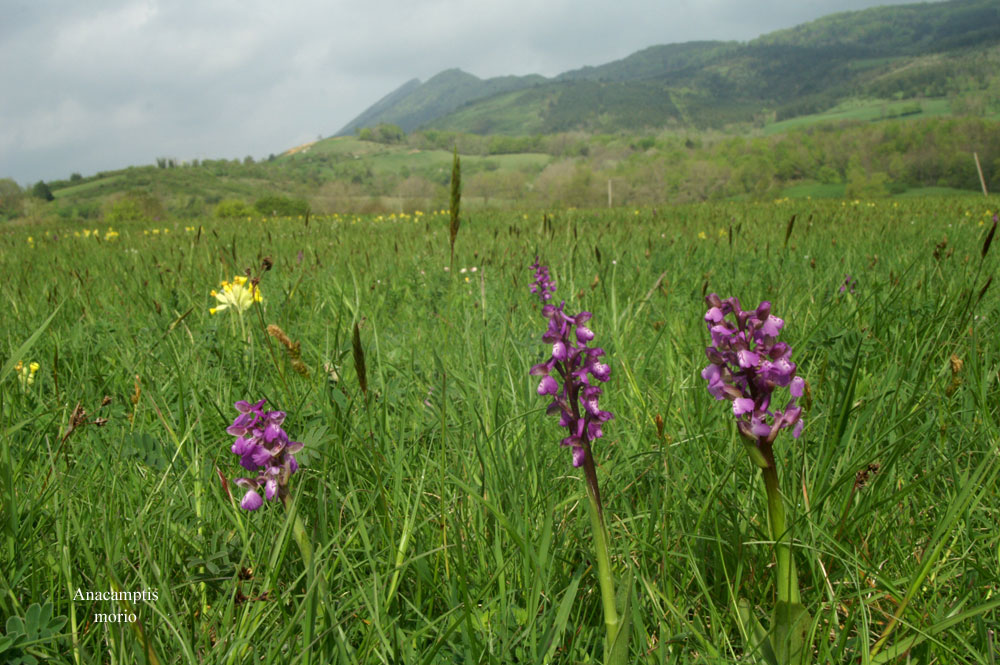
(1, 0), (920, 184)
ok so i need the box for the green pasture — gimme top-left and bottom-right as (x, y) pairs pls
(1, 196), (998, 663)
(763, 98), (954, 135)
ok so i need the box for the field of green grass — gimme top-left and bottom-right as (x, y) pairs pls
(763, 98), (955, 136)
(1, 196), (999, 663)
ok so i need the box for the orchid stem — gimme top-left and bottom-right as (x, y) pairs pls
(584, 477), (620, 659)
(762, 463), (800, 605)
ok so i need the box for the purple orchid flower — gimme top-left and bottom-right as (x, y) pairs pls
(227, 399), (304, 510)
(529, 262), (613, 473)
(529, 257), (557, 303)
(701, 294), (804, 445)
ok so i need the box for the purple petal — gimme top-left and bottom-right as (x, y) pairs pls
(231, 436), (253, 456)
(240, 490), (263, 510)
(552, 340), (568, 361)
(575, 326), (594, 343)
(750, 418), (771, 437)
(263, 422), (287, 444)
(226, 412), (256, 436)
(760, 316), (784, 338)
(529, 361), (553, 376)
(264, 478), (278, 500)
(792, 420), (804, 439)
(538, 375), (559, 395)
(737, 349), (759, 369)
(233, 477), (258, 490)
(239, 453), (259, 471)
(571, 446), (586, 467)
(590, 362), (611, 382)
(733, 398), (755, 416)
(790, 376), (805, 398)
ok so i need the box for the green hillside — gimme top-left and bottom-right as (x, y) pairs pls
(339, 0), (1000, 135)
(337, 69), (547, 135)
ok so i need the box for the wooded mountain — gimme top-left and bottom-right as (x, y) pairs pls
(336, 0), (1000, 136)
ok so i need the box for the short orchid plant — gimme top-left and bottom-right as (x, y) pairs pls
(225, 398), (326, 620)
(701, 294), (811, 664)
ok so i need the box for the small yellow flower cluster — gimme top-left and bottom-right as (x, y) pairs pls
(14, 361), (40, 387)
(209, 275), (262, 315)
(698, 231), (707, 240)
(104, 228), (120, 240)
(27, 236), (34, 246)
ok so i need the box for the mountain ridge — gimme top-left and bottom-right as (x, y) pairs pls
(335, 0), (1000, 136)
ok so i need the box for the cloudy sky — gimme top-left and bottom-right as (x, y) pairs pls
(1, 0), (922, 184)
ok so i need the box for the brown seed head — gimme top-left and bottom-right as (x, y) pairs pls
(949, 354), (963, 375)
(70, 403), (87, 428)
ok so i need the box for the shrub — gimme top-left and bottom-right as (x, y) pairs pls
(0, 178), (24, 220)
(31, 181), (55, 202)
(104, 191), (164, 223)
(253, 195), (309, 217)
(214, 199), (255, 219)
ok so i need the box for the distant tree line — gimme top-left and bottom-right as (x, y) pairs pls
(5, 114), (998, 222)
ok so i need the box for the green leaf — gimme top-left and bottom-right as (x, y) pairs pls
(607, 570), (633, 665)
(737, 598), (778, 665)
(5, 616), (24, 637)
(771, 601), (811, 665)
(23, 604), (40, 638)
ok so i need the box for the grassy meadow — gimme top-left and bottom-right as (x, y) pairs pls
(1, 197), (999, 663)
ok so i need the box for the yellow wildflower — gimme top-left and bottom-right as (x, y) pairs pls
(14, 361), (40, 387)
(698, 231), (707, 240)
(209, 275), (262, 315)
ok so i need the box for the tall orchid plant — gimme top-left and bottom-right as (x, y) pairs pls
(529, 259), (628, 663)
